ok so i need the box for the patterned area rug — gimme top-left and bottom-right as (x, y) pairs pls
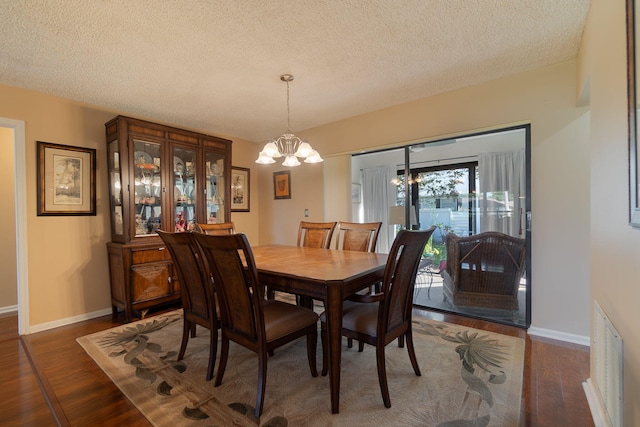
(77, 310), (524, 426)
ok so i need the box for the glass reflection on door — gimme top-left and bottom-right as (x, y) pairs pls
(133, 139), (162, 236)
(404, 130), (529, 328)
(205, 151), (225, 224)
(173, 146), (196, 232)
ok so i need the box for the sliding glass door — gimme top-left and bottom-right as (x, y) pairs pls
(353, 125), (531, 328)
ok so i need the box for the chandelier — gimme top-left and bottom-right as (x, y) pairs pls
(255, 74), (323, 167)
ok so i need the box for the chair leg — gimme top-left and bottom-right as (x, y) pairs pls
(405, 330), (422, 376)
(373, 281), (382, 293)
(306, 329), (319, 377)
(178, 319), (190, 361)
(214, 336), (229, 387)
(206, 327), (218, 381)
(297, 295), (314, 309)
(347, 337), (364, 352)
(254, 351), (268, 419)
(376, 344), (391, 408)
(190, 323), (197, 338)
(321, 324), (328, 376)
(397, 335), (405, 348)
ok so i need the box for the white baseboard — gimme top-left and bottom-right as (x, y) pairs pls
(583, 378), (609, 427)
(26, 307), (113, 334)
(527, 326), (590, 347)
(0, 305), (18, 315)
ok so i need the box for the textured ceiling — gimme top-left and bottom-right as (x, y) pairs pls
(0, 1), (591, 143)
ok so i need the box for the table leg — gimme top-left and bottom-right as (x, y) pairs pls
(326, 283), (343, 414)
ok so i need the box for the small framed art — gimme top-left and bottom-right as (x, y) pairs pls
(231, 166), (250, 212)
(273, 170), (291, 199)
(37, 141), (96, 216)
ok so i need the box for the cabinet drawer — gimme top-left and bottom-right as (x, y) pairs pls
(131, 246), (171, 264)
(131, 263), (173, 302)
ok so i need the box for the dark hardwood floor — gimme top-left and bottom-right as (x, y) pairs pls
(0, 307), (594, 426)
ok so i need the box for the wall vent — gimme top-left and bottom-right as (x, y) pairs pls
(592, 302), (623, 427)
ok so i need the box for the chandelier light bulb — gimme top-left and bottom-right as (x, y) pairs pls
(255, 151), (276, 164)
(304, 149), (324, 163)
(282, 155), (301, 167)
(294, 141), (313, 158)
(263, 141), (282, 158)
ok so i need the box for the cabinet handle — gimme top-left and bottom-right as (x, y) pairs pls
(159, 247), (166, 251)
(168, 276), (172, 284)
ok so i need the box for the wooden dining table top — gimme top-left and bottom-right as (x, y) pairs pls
(251, 244), (388, 282)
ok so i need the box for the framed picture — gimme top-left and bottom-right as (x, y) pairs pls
(231, 166), (250, 212)
(37, 141), (96, 216)
(273, 170), (291, 199)
(351, 183), (362, 203)
(627, 0), (640, 227)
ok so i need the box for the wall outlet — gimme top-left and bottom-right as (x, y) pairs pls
(304, 209), (309, 217)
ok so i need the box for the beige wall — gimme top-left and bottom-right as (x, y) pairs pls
(0, 126), (17, 309)
(323, 155), (352, 224)
(257, 161), (326, 245)
(0, 84), (260, 328)
(0, 87), (114, 327)
(262, 60), (591, 341)
(228, 136), (261, 245)
(580, 0), (640, 424)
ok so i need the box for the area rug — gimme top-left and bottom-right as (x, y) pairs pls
(77, 310), (524, 426)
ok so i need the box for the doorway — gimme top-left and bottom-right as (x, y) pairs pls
(0, 118), (29, 335)
(352, 125), (531, 328)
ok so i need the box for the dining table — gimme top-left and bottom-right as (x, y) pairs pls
(251, 244), (388, 414)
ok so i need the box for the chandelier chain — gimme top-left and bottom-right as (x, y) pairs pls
(286, 79), (291, 131)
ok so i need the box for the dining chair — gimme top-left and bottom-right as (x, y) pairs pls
(297, 221), (337, 249)
(295, 221), (337, 307)
(320, 226), (437, 408)
(157, 230), (219, 381)
(334, 221), (382, 349)
(193, 232), (319, 419)
(333, 221), (382, 252)
(195, 221), (236, 235)
(442, 231), (525, 311)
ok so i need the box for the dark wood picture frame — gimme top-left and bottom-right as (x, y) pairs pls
(231, 166), (250, 212)
(37, 141), (96, 216)
(628, 0), (640, 227)
(273, 170), (291, 199)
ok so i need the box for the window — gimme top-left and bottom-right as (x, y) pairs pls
(395, 163), (478, 240)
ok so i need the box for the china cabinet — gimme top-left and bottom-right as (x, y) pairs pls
(105, 115), (232, 320)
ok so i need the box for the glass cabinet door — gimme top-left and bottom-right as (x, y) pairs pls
(172, 146), (197, 232)
(108, 139), (123, 236)
(133, 139), (162, 236)
(205, 150), (225, 224)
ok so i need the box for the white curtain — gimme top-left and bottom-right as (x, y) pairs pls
(478, 150), (526, 237)
(362, 166), (396, 253)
